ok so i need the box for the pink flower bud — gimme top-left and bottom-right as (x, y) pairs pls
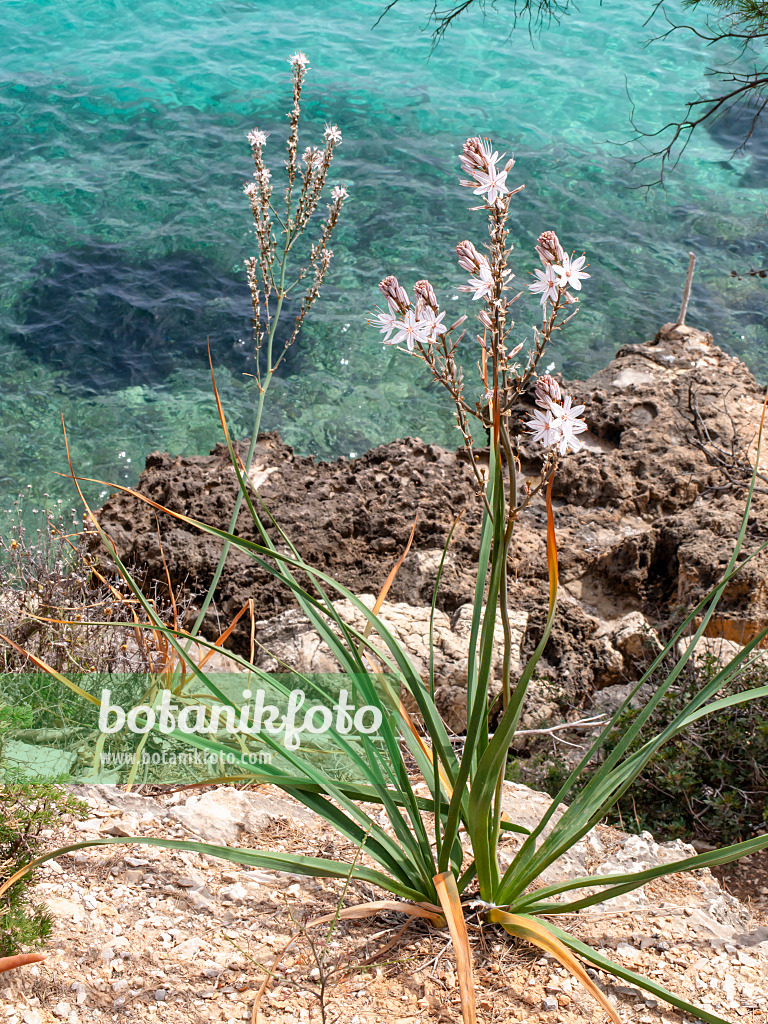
(459, 137), (495, 177)
(456, 240), (483, 274)
(379, 275), (410, 315)
(535, 231), (565, 267)
(535, 374), (562, 410)
(414, 279), (438, 314)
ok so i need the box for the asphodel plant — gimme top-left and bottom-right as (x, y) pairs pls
(187, 50), (348, 641)
(4, 120), (768, 1024)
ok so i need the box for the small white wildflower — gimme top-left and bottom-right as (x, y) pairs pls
(302, 146), (323, 168)
(461, 261), (493, 301)
(248, 129), (268, 148)
(387, 309), (430, 352)
(288, 52), (310, 69)
(552, 253), (590, 292)
(528, 265), (559, 307)
(419, 307), (447, 341)
(525, 407), (557, 447)
(526, 391), (587, 456)
(368, 307), (398, 342)
(243, 182), (259, 199)
(471, 164), (509, 205)
(550, 394), (588, 454)
(331, 184), (349, 202)
(324, 124), (342, 145)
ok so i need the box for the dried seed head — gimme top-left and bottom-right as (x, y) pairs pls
(535, 231), (565, 267)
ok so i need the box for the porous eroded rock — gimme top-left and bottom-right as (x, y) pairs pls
(93, 324), (768, 708)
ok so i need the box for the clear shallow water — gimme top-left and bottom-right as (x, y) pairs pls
(1, 0), (767, 511)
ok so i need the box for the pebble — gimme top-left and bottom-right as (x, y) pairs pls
(184, 890), (214, 912)
(69, 983), (87, 1006)
(541, 996), (558, 1012)
(220, 882), (247, 903)
(176, 875), (201, 889)
(154, 989), (168, 1002)
(52, 1005), (71, 1020)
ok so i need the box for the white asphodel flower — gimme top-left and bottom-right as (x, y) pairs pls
(550, 394), (588, 454)
(288, 52), (310, 68)
(526, 391), (588, 455)
(248, 129), (268, 148)
(388, 309), (430, 352)
(324, 124), (342, 145)
(553, 253), (590, 292)
(471, 164), (509, 205)
(419, 308), (447, 341)
(525, 407), (557, 447)
(331, 185), (349, 201)
(368, 308), (398, 342)
(528, 265), (560, 307)
(302, 146), (323, 168)
(461, 261), (493, 301)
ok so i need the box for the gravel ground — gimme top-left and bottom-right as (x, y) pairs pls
(2, 784), (767, 1024)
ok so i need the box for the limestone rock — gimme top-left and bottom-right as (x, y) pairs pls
(168, 785), (316, 845)
(611, 611), (663, 662)
(92, 324), (768, 707)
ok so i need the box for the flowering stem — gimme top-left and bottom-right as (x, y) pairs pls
(187, 252), (288, 641)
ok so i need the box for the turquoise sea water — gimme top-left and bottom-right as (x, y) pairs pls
(1, 0), (767, 511)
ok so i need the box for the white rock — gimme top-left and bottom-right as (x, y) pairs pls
(170, 786), (315, 845)
(612, 611), (662, 662)
(220, 882), (248, 903)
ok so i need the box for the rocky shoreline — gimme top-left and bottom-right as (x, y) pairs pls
(95, 321), (768, 723)
(3, 322), (768, 1024)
